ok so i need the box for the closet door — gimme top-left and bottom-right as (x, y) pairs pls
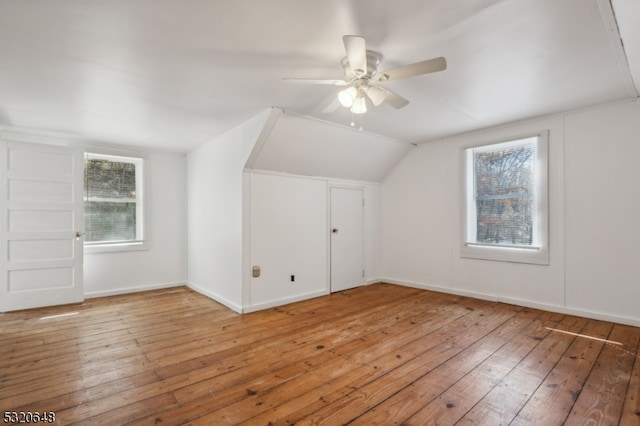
(330, 187), (365, 292)
(0, 141), (84, 312)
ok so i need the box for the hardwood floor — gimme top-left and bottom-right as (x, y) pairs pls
(1, 284), (638, 425)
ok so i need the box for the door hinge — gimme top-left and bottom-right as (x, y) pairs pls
(362, 269), (365, 278)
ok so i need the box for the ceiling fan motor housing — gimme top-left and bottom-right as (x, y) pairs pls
(284, 35), (446, 112)
(341, 50), (383, 80)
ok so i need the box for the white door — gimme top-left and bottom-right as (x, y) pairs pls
(330, 187), (365, 292)
(0, 140), (84, 312)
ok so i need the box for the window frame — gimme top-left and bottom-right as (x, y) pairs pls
(461, 131), (549, 265)
(83, 150), (148, 254)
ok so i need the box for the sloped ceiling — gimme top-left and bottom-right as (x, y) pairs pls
(246, 109), (413, 183)
(0, 0), (637, 152)
(612, 0), (640, 90)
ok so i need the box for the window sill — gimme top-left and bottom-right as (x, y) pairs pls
(84, 241), (149, 254)
(461, 243), (549, 265)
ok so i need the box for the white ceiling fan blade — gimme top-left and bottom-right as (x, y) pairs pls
(376, 57), (447, 82)
(365, 85), (387, 106)
(321, 97), (342, 114)
(282, 78), (349, 86)
(365, 85), (410, 109)
(343, 35), (367, 77)
(384, 91), (410, 109)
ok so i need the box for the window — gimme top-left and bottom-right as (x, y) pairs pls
(84, 153), (145, 251)
(462, 132), (548, 264)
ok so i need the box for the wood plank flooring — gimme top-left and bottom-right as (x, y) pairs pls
(1, 284), (639, 425)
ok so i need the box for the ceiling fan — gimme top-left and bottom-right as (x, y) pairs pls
(284, 35), (447, 115)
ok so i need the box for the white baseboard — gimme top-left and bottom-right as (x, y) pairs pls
(497, 295), (640, 328)
(84, 281), (184, 299)
(243, 289), (330, 313)
(186, 282), (243, 313)
(380, 277), (640, 328)
(380, 278), (498, 302)
(83, 278), (640, 327)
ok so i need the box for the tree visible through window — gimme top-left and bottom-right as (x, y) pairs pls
(84, 153), (143, 244)
(474, 139), (535, 246)
(462, 133), (548, 264)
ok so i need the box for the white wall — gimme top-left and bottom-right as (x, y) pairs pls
(381, 99), (640, 326)
(187, 110), (271, 312)
(363, 182), (382, 283)
(244, 171), (381, 312)
(564, 100), (640, 321)
(84, 150), (187, 296)
(247, 172), (328, 310)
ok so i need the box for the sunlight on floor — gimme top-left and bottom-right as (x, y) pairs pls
(545, 327), (623, 346)
(39, 312), (79, 321)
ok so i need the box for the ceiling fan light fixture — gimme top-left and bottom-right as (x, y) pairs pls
(350, 96), (367, 114)
(283, 36), (446, 120)
(338, 86), (358, 107)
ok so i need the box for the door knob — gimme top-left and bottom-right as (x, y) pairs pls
(332, 228), (338, 233)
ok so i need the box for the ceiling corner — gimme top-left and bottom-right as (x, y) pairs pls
(610, 0), (640, 97)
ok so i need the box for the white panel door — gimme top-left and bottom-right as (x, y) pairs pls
(0, 141), (84, 312)
(330, 187), (365, 292)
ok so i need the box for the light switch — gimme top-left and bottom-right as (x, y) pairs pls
(252, 266), (261, 278)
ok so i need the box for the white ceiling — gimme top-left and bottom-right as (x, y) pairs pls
(247, 109), (413, 182)
(0, 0), (637, 152)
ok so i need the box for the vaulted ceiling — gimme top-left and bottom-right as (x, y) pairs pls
(0, 0), (637, 152)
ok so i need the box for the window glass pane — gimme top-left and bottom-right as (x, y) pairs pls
(84, 157), (138, 243)
(473, 141), (535, 246)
